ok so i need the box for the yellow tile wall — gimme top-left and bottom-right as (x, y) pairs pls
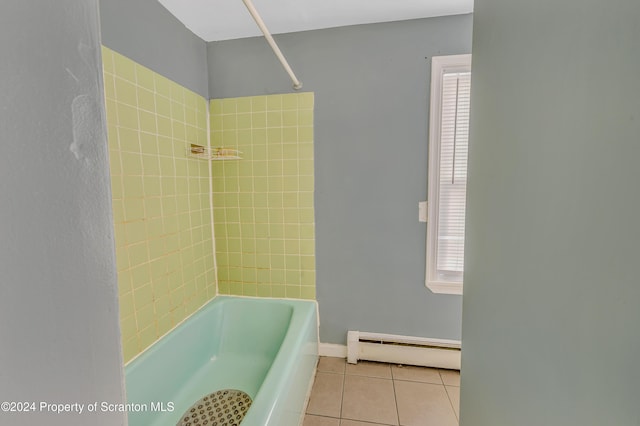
(102, 46), (216, 363)
(210, 93), (316, 300)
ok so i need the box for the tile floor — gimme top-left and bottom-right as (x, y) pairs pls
(304, 357), (460, 426)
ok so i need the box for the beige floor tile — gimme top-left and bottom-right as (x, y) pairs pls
(446, 386), (460, 420)
(345, 360), (392, 379)
(394, 380), (458, 426)
(342, 375), (398, 425)
(439, 369), (460, 386)
(391, 365), (442, 384)
(318, 356), (347, 374)
(341, 420), (395, 426)
(304, 414), (341, 426)
(307, 372), (344, 418)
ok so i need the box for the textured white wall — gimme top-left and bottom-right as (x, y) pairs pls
(0, 2), (125, 425)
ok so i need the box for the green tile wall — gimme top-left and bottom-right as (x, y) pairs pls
(210, 94), (316, 300)
(102, 46), (216, 363)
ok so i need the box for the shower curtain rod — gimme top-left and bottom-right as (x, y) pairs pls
(241, 0), (303, 90)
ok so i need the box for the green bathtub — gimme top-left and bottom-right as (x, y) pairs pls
(125, 296), (318, 425)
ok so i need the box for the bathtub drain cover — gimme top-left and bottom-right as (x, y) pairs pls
(177, 389), (252, 426)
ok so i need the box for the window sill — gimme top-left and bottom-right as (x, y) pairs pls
(426, 281), (463, 295)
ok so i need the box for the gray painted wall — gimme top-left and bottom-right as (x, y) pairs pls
(99, 0), (209, 97)
(0, 2), (125, 425)
(461, 1), (640, 425)
(208, 15), (473, 344)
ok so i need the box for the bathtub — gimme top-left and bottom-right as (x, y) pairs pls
(124, 296), (318, 426)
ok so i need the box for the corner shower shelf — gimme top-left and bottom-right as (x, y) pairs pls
(188, 144), (242, 161)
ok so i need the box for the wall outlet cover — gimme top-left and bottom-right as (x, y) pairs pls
(419, 201), (428, 222)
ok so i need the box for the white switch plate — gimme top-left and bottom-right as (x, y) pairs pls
(419, 201), (428, 222)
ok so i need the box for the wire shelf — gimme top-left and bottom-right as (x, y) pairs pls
(188, 144), (242, 161)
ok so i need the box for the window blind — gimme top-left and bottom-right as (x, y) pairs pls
(435, 71), (471, 279)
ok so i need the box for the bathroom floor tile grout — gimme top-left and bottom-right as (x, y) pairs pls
(307, 358), (459, 426)
(339, 366), (345, 420)
(390, 375), (401, 426)
(444, 385), (459, 422)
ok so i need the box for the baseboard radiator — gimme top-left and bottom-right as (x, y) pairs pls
(347, 331), (461, 370)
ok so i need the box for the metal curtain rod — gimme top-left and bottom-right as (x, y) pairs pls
(241, 0), (303, 90)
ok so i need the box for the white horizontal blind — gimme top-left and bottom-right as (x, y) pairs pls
(435, 71), (471, 281)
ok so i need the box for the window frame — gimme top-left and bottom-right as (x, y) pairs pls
(426, 54), (472, 296)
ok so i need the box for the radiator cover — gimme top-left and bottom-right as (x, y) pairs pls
(347, 331), (461, 370)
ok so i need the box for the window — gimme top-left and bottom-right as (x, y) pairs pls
(426, 54), (471, 295)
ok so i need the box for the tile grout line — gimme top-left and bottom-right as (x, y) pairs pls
(440, 369), (460, 424)
(390, 375), (401, 426)
(206, 99), (219, 299)
(389, 364), (401, 426)
(312, 360), (459, 426)
(339, 369), (346, 421)
(444, 385), (459, 423)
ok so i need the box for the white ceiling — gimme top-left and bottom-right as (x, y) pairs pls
(158, 0), (474, 42)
